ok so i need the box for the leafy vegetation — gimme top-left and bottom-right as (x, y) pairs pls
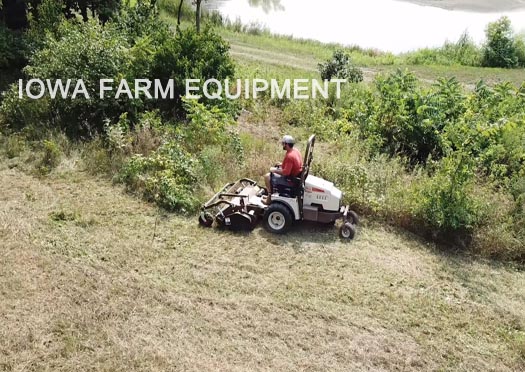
(318, 49), (363, 83)
(482, 16), (525, 68)
(0, 0), (235, 137)
(117, 100), (241, 213)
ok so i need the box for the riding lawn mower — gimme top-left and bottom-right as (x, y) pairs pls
(198, 135), (359, 239)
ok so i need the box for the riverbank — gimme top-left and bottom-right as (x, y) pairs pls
(399, 0), (525, 12)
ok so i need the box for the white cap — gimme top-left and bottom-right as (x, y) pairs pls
(282, 135), (295, 144)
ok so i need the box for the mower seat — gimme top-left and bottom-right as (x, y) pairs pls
(273, 176), (303, 198)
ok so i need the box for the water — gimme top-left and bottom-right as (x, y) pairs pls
(206, 0), (525, 53)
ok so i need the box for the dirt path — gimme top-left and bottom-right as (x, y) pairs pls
(1, 162), (524, 371)
(230, 43), (319, 72)
(229, 42), (380, 82)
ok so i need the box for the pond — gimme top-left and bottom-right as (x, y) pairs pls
(205, 0), (525, 53)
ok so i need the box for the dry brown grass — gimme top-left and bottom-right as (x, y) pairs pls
(1, 157), (525, 371)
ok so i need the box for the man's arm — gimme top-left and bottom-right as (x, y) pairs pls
(270, 158), (287, 175)
(270, 164), (290, 176)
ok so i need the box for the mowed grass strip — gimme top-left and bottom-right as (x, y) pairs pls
(1, 162), (524, 371)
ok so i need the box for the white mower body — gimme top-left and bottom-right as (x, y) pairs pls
(304, 175), (342, 212)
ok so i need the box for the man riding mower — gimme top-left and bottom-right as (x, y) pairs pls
(199, 135), (359, 239)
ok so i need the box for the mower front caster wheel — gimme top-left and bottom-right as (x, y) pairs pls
(199, 212), (214, 227)
(339, 222), (356, 240)
(264, 203), (293, 234)
(347, 210), (359, 225)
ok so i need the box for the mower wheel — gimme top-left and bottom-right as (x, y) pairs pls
(264, 203), (293, 234)
(347, 210), (359, 225)
(339, 222), (356, 240)
(199, 212), (214, 227)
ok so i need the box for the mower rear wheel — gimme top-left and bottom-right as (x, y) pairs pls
(339, 222), (356, 240)
(264, 203), (293, 234)
(199, 212), (214, 227)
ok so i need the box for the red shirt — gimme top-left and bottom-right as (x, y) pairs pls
(281, 148), (303, 177)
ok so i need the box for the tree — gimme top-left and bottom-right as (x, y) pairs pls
(193, 0), (203, 32)
(482, 16), (519, 68)
(177, 0), (183, 25)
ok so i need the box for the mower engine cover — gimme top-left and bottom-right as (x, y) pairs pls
(304, 175), (343, 212)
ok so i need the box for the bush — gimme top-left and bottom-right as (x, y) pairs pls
(117, 101), (242, 213)
(22, 19), (129, 137)
(119, 142), (200, 212)
(370, 69), (450, 163)
(149, 26), (235, 118)
(415, 156), (481, 234)
(0, 84), (51, 134)
(318, 49), (363, 83)
(25, 0), (66, 51)
(2, 2), (235, 138)
(482, 16), (520, 68)
(37, 139), (61, 174)
(404, 32), (481, 67)
(445, 31), (482, 66)
(117, 0), (168, 43)
(4, 134), (26, 158)
(314, 137), (415, 217)
(515, 31), (525, 63)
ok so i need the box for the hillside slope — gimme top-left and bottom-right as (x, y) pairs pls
(1, 161), (524, 371)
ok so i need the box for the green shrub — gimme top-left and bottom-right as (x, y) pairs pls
(149, 26), (235, 117)
(370, 69), (448, 163)
(445, 31), (482, 66)
(22, 19), (129, 137)
(3, 4), (235, 138)
(37, 139), (61, 174)
(118, 0), (168, 43)
(414, 155), (481, 234)
(404, 32), (481, 67)
(119, 142), (200, 212)
(318, 49), (363, 83)
(482, 16), (520, 68)
(4, 134), (26, 158)
(25, 0), (65, 51)
(117, 101), (241, 213)
(405, 48), (451, 66)
(313, 135), (417, 217)
(0, 84), (51, 133)
(515, 34), (525, 66)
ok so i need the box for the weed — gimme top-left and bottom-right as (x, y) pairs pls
(4, 135), (26, 159)
(36, 139), (61, 175)
(49, 210), (77, 223)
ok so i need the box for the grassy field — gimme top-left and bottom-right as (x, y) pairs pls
(1, 155), (525, 371)
(212, 21), (525, 86)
